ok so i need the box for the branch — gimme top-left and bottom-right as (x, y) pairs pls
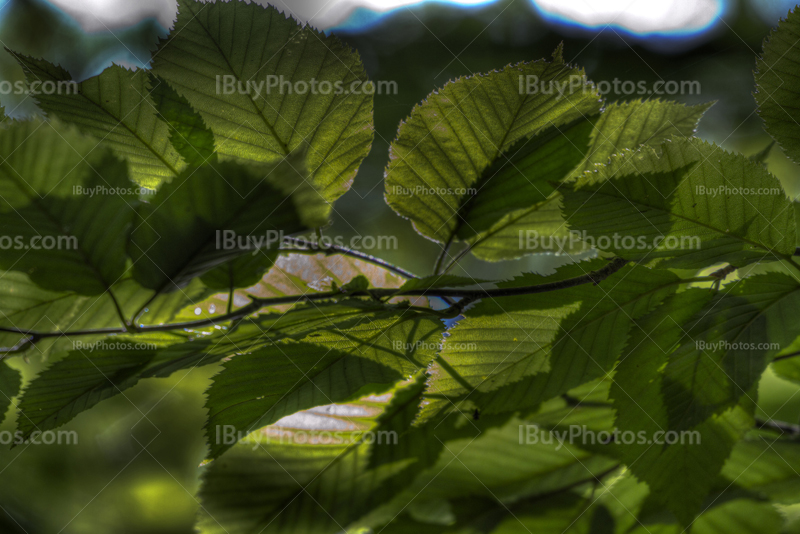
(433, 235), (455, 275)
(0, 258), (629, 353)
(756, 417), (800, 437)
(282, 236), (418, 280)
(125, 238), (420, 327)
(773, 350), (800, 362)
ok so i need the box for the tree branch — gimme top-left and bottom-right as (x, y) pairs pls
(282, 236), (418, 280)
(0, 258), (629, 353)
(756, 417), (800, 437)
(773, 350), (800, 363)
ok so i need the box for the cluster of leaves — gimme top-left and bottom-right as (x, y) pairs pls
(2, 0), (800, 532)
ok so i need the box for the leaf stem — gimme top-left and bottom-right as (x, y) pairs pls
(283, 236), (418, 280)
(226, 263), (234, 315)
(108, 289), (132, 331)
(433, 235), (455, 275)
(441, 244), (472, 275)
(772, 350), (800, 362)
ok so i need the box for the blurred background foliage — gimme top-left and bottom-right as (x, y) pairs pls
(1, 0), (800, 532)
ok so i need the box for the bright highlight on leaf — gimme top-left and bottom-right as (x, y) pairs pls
(152, 0), (374, 202)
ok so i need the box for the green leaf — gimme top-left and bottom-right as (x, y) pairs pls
(589, 506), (615, 534)
(466, 194), (579, 261)
(0, 360), (20, 424)
(572, 99), (712, 176)
(14, 327), (260, 439)
(0, 270), (90, 352)
(12, 270), (359, 435)
(152, 0), (373, 202)
(723, 437), (800, 503)
(367, 415), (618, 532)
(198, 251), (278, 292)
(633, 499), (783, 534)
(0, 272), (203, 356)
(755, 8), (800, 164)
(197, 149), (336, 293)
(16, 300), (422, 438)
(419, 260), (679, 422)
(149, 74), (217, 167)
(453, 118), (595, 242)
(14, 58), (185, 187)
(771, 336), (800, 383)
(256, 252), (411, 297)
(204, 305), (444, 458)
(385, 52), (602, 244)
(16, 345), (159, 439)
(466, 100), (711, 261)
(562, 138), (796, 268)
(693, 500), (783, 534)
(198, 377), (433, 534)
(170, 251), (414, 323)
(0, 119), (138, 296)
(339, 273), (370, 292)
(662, 272), (800, 430)
(610, 289), (755, 525)
(128, 159), (311, 293)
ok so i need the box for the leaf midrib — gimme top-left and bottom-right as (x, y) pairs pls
(583, 178), (792, 259)
(180, 0), (290, 156)
(0, 161), (121, 298)
(444, 276), (678, 387)
(208, 314), (431, 439)
(676, 282), (800, 423)
(79, 79), (182, 176)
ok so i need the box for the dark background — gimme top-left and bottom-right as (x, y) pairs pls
(1, 0), (799, 531)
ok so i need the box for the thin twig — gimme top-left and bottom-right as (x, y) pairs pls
(433, 235), (455, 275)
(282, 236), (418, 280)
(773, 350), (800, 362)
(756, 418), (800, 436)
